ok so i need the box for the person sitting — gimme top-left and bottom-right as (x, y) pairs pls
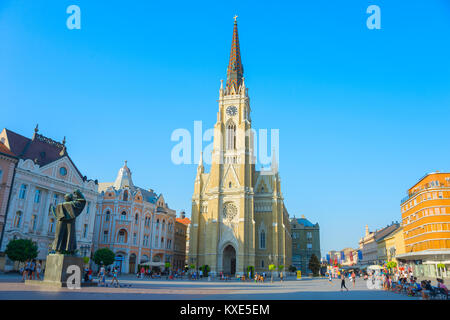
(407, 278), (421, 296)
(437, 278), (449, 299)
(421, 281), (431, 300)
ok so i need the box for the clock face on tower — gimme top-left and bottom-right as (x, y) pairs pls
(226, 106), (238, 116)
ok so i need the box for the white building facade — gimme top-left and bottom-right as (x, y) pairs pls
(0, 127), (98, 270)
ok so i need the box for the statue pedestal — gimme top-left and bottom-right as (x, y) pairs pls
(26, 254), (96, 287)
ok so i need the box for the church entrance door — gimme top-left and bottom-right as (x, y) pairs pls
(223, 245), (236, 276)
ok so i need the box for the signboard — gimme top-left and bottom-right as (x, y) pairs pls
(296, 270), (302, 280)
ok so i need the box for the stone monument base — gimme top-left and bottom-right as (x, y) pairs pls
(25, 253), (97, 288)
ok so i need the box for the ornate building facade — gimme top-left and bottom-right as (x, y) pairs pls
(94, 162), (177, 274)
(0, 126), (98, 270)
(189, 19), (292, 276)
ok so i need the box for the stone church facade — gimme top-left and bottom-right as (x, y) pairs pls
(189, 19), (292, 276)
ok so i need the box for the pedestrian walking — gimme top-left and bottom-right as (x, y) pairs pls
(111, 267), (120, 287)
(280, 271), (284, 282)
(21, 260), (28, 282)
(341, 274), (348, 291)
(351, 271), (356, 288)
(35, 260), (42, 280)
(328, 272), (333, 284)
(98, 265), (106, 286)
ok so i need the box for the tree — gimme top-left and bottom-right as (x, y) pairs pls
(5, 239), (38, 265)
(269, 264), (276, 283)
(289, 265), (297, 272)
(386, 261), (397, 273)
(93, 248), (115, 266)
(308, 254), (321, 277)
(165, 262), (171, 270)
(278, 265), (284, 272)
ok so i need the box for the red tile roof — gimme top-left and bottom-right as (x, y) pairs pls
(0, 142), (17, 158)
(176, 217), (191, 225)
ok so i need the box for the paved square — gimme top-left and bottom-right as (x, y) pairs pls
(0, 274), (418, 300)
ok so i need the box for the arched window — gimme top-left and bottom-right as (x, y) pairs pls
(162, 220), (165, 231)
(260, 230), (266, 249)
(121, 211), (127, 220)
(14, 211), (22, 228)
(118, 229), (127, 243)
(105, 210), (110, 221)
(123, 190), (128, 201)
(135, 213), (139, 224)
(226, 121), (236, 150)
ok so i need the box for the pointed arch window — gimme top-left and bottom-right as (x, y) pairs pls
(105, 210), (110, 221)
(226, 121), (236, 150)
(123, 190), (128, 201)
(260, 230), (266, 249)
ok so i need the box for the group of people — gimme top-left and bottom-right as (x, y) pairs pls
(387, 271), (448, 299)
(97, 265), (120, 287)
(20, 259), (42, 281)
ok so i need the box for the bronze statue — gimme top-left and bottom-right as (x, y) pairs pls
(50, 189), (86, 254)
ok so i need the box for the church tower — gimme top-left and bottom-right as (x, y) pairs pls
(189, 18), (291, 276)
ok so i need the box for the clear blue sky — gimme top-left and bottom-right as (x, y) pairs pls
(1, 0), (450, 257)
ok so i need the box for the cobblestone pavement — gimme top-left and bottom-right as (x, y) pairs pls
(0, 273), (418, 300)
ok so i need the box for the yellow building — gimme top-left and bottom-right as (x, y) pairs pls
(377, 226), (405, 264)
(189, 19), (291, 276)
(397, 172), (450, 278)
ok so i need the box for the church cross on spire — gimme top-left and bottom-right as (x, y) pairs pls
(226, 16), (244, 92)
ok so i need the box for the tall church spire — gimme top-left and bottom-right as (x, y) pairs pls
(226, 16), (244, 93)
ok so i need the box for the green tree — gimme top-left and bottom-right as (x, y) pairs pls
(308, 254), (321, 277)
(269, 264), (276, 283)
(278, 265), (284, 272)
(165, 262), (171, 270)
(386, 261), (397, 273)
(93, 248), (115, 266)
(5, 239), (38, 265)
(289, 265), (297, 272)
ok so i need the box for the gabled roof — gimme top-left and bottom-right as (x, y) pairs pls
(1, 127), (86, 180)
(375, 223), (400, 242)
(0, 142), (17, 158)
